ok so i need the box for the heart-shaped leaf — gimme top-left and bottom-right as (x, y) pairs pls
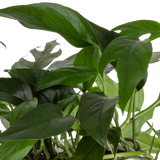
(0, 3), (98, 47)
(98, 36), (152, 112)
(0, 103), (75, 140)
(79, 93), (118, 148)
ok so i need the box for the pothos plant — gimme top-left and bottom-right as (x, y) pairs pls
(0, 3), (160, 160)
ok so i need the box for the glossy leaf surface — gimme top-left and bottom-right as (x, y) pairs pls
(0, 78), (32, 105)
(35, 65), (97, 91)
(10, 97), (38, 125)
(73, 46), (100, 92)
(112, 20), (160, 40)
(68, 136), (104, 160)
(0, 3), (98, 47)
(0, 104), (10, 116)
(79, 93), (118, 148)
(107, 127), (121, 157)
(0, 103), (75, 140)
(98, 36), (152, 111)
(0, 140), (37, 160)
(88, 21), (121, 52)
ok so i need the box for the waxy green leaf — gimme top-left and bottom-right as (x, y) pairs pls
(98, 36), (152, 112)
(0, 97), (38, 160)
(0, 103), (75, 140)
(12, 40), (61, 69)
(79, 93), (118, 148)
(0, 140), (37, 160)
(0, 104), (10, 116)
(68, 136), (104, 160)
(35, 65), (97, 91)
(0, 78), (32, 105)
(150, 51), (160, 63)
(73, 46), (100, 92)
(107, 127), (121, 157)
(0, 3), (98, 47)
(88, 21), (121, 52)
(10, 97), (38, 125)
(112, 20), (160, 40)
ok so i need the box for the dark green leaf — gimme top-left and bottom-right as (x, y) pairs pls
(0, 103), (75, 140)
(68, 136), (104, 160)
(10, 97), (38, 125)
(0, 140), (37, 160)
(150, 51), (160, 63)
(107, 127), (121, 157)
(8, 69), (49, 86)
(88, 21), (121, 52)
(73, 46), (100, 92)
(10, 37), (64, 69)
(0, 78), (33, 105)
(112, 20), (160, 40)
(35, 65), (97, 91)
(79, 93), (118, 148)
(98, 36), (152, 112)
(0, 104), (10, 116)
(0, 3), (98, 47)
(37, 85), (76, 105)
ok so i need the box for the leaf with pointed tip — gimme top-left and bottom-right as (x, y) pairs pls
(0, 3), (98, 47)
(0, 41), (6, 48)
(98, 36), (152, 112)
(107, 127), (121, 157)
(68, 136), (104, 160)
(0, 103), (75, 140)
(35, 65), (97, 91)
(79, 93), (118, 148)
(0, 78), (33, 105)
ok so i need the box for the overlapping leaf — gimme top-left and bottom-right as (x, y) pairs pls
(12, 40), (61, 69)
(0, 3), (98, 47)
(79, 93), (118, 148)
(0, 103), (75, 140)
(68, 136), (104, 160)
(35, 65), (97, 91)
(0, 140), (37, 160)
(0, 97), (38, 160)
(0, 104), (10, 116)
(0, 78), (32, 105)
(112, 20), (160, 40)
(98, 36), (152, 112)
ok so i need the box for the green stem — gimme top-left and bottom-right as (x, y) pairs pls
(120, 91), (135, 130)
(103, 151), (142, 159)
(64, 132), (72, 157)
(133, 95), (160, 120)
(68, 130), (76, 150)
(43, 145), (50, 160)
(53, 136), (65, 150)
(149, 134), (155, 154)
(114, 108), (119, 127)
(75, 131), (80, 146)
(35, 139), (44, 158)
(54, 151), (67, 160)
(132, 89), (137, 151)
